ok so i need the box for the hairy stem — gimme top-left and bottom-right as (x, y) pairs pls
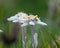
(30, 25), (36, 48)
(21, 27), (26, 48)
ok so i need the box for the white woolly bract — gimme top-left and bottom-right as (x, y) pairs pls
(16, 12), (28, 17)
(36, 18), (47, 26)
(37, 20), (47, 26)
(29, 21), (35, 25)
(21, 23), (28, 27)
(7, 12), (28, 22)
(12, 20), (19, 22)
(7, 16), (18, 21)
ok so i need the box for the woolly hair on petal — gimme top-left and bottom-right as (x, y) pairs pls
(36, 17), (47, 25)
(7, 16), (18, 21)
(7, 18), (13, 21)
(21, 23), (28, 27)
(19, 20), (26, 24)
(12, 20), (19, 23)
(29, 21), (35, 25)
(16, 12), (28, 17)
(37, 21), (47, 26)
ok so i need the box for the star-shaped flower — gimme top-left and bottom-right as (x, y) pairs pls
(7, 12), (28, 22)
(20, 15), (47, 27)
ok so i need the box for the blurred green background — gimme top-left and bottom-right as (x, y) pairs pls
(0, 0), (60, 48)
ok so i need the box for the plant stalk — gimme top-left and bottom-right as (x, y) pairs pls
(30, 25), (36, 48)
(21, 27), (26, 48)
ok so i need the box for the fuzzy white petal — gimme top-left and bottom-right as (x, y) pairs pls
(19, 20), (25, 23)
(29, 21), (35, 25)
(37, 21), (47, 26)
(19, 17), (25, 21)
(21, 23), (28, 27)
(12, 20), (19, 23)
(7, 18), (13, 21)
(19, 19), (27, 23)
(7, 16), (18, 21)
(19, 17), (27, 23)
(17, 12), (28, 17)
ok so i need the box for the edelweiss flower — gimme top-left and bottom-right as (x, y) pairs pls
(21, 15), (47, 27)
(7, 12), (47, 27)
(7, 12), (28, 22)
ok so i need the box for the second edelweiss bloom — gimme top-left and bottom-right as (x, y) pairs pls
(21, 15), (47, 27)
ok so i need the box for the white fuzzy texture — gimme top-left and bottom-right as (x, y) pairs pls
(7, 16), (18, 21)
(12, 20), (19, 22)
(34, 33), (38, 48)
(7, 12), (47, 27)
(37, 21), (47, 25)
(29, 21), (35, 25)
(18, 17), (27, 23)
(21, 23), (28, 27)
(0, 29), (3, 32)
(16, 12), (28, 17)
(36, 18), (47, 26)
(7, 12), (28, 22)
